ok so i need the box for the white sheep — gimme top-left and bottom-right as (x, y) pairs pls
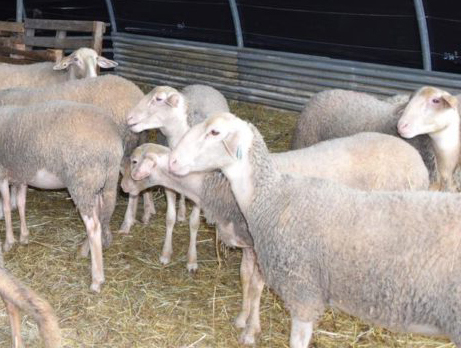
(397, 86), (460, 191)
(291, 88), (461, 191)
(169, 112), (461, 348)
(0, 47), (117, 221)
(0, 74), (155, 236)
(0, 101), (124, 292)
(0, 47), (117, 89)
(126, 84), (229, 271)
(122, 131), (428, 344)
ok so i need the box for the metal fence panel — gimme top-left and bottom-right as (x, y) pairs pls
(113, 32), (461, 111)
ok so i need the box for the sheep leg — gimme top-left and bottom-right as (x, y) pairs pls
(160, 189), (176, 265)
(99, 172), (119, 248)
(1, 179), (15, 252)
(142, 191), (156, 224)
(289, 318), (313, 348)
(177, 194), (186, 222)
(81, 205), (104, 293)
(17, 184), (29, 245)
(9, 185), (17, 211)
(119, 194), (139, 234)
(186, 204), (200, 272)
(235, 247), (257, 329)
(239, 263), (264, 345)
(4, 300), (22, 348)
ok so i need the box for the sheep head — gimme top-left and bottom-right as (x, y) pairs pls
(397, 86), (459, 138)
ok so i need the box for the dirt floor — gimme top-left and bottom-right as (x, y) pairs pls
(0, 101), (454, 347)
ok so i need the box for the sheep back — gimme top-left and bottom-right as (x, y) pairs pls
(273, 132), (429, 191)
(181, 85), (230, 126)
(0, 62), (67, 89)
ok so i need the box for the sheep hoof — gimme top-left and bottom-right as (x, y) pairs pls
(187, 262), (198, 273)
(239, 332), (256, 346)
(19, 235), (29, 245)
(234, 315), (247, 329)
(102, 231), (113, 248)
(90, 282), (102, 293)
(142, 213), (153, 225)
(3, 240), (15, 252)
(159, 255), (171, 265)
(118, 221), (133, 234)
(79, 240), (90, 258)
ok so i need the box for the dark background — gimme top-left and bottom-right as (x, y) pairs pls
(3, 0), (461, 73)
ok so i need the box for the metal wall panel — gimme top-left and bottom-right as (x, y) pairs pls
(113, 32), (461, 111)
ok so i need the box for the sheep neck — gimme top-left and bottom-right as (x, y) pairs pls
(163, 109), (189, 148)
(223, 125), (281, 216)
(153, 165), (203, 205)
(429, 116), (461, 178)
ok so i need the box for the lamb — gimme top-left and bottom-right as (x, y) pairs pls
(0, 250), (61, 348)
(0, 101), (124, 292)
(0, 47), (117, 89)
(169, 112), (461, 348)
(0, 74), (155, 234)
(291, 88), (461, 191)
(126, 84), (229, 270)
(122, 132), (428, 344)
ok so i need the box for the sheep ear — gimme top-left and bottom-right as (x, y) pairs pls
(53, 55), (73, 70)
(223, 131), (243, 160)
(442, 95), (458, 109)
(167, 94), (180, 108)
(96, 56), (118, 69)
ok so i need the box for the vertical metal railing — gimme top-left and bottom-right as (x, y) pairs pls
(228, 0), (243, 48)
(413, 0), (432, 71)
(16, 0), (24, 22)
(104, 0), (118, 32)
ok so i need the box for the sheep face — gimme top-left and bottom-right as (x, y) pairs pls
(127, 86), (184, 133)
(169, 112), (250, 176)
(53, 48), (118, 79)
(121, 144), (170, 194)
(397, 86), (459, 139)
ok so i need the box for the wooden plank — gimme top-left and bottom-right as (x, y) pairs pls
(25, 19), (98, 33)
(0, 37), (23, 46)
(24, 36), (93, 50)
(0, 21), (24, 33)
(92, 21), (105, 55)
(0, 47), (59, 61)
(0, 56), (34, 64)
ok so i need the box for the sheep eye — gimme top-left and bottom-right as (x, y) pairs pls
(432, 98), (440, 104)
(131, 159), (138, 165)
(210, 129), (220, 136)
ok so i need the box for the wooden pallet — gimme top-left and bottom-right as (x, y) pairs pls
(0, 19), (106, 64)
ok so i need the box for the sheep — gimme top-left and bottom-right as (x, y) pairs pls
(0, 74), (155, 235)
(122, 131), (428, 344)
(169, 112), (461, 348)
(0, 101), (124, 292)
(0, 47), (118, 89)
(0, 48), (117, 222)
(0, 250), (61, 348)
(397, 86), (461, 191)
(126, 84), (229, 270)
(291, 88), (461, 191)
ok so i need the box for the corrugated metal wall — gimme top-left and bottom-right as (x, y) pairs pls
(113, 32), (461, 111)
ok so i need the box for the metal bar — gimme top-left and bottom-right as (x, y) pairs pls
(16, 0), (24, 22)
(413, 0), (431, 71)
(104, 0), (118, 33)
(228, 0), (244, 48)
